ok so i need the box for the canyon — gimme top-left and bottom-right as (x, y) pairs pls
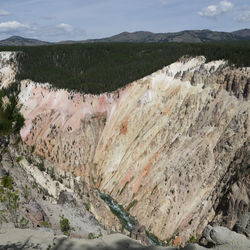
(0, 51), (249, 247)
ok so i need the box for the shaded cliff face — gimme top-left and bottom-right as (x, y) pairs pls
(0, 52), (249, 245)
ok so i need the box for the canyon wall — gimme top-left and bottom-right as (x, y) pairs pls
(0, 52), (249, 245)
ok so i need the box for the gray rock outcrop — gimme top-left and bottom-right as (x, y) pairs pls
(233, 212), (250, 238)
(201, 225), (250, 250)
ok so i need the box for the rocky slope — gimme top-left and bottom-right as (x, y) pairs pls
(0, 135), (119, 239)
(0, 52), (249, 246)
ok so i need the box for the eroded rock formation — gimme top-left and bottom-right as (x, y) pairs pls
(0, 52), (249, 245)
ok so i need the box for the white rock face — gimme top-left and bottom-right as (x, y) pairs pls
(19, 158), (72, 198)
(0, 54), (249, 246)
(0, 51), (17, 89)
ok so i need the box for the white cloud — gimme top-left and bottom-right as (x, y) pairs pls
(0, 9), (11, 16)
(57, 23), (73, 32)
(0, 21), (29, 32)
(235, 10), (250, 22)
(219, 1), (233, 12)
(198, 1), (233, 18)
(0, 20), (85, 42)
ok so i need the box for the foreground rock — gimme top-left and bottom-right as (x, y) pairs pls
(201, 225), (250, 250)
(0, 225), (173, 250)
(0, 224), (249, 250)
(0, 223), (54, 250)
(233, 212), (250, 237)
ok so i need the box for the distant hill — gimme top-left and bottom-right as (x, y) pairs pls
(85, 31), (165, 43)
(88, 29), (250, 43)
(0, 36), (51, 46)
(231, 28), (250, 38)
(0, 29), (250, 46)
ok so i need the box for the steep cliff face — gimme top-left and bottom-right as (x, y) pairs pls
(0, 52), (249, 245)
(19, 80), (111, 185)
(91, 57), (249, 244)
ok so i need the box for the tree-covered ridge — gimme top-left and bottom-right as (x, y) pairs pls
(0, 41), (249, 94)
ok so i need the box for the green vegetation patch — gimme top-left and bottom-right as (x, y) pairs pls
(0, 41), (249, 94)
(88, 232), (103, 239)
(42, 220), (51, 228)
(60, 215), (71, 235)
(187, 235), (199, 244)
(0, 83), (24, 136)
(0, 175), (29, 228)
(120, 181), (129, 195)
(16, 156), (23, 163)
(126, 199), (138, 211)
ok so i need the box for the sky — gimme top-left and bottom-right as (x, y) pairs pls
(0, 0), (249, 42)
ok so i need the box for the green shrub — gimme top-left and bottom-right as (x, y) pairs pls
(48, 168), (55, 179)
(16, 156), (23, 163)
(58, 176), (63, 184)
(60, 215), (70, 235)
(19, 216), (29, 228)
(42, 220), (51, 228)
(1, 175), (13, 189)
(2, 147), (8, 154)
(126, 199), (138, 211)
(120, 181), (129, 195)
(27, 156), (33, 164)
(31, 145), (35, 153)
(39, 187), (50, 197)
(187, 235), (199, 244)
(88, 232), (103, 239)
(37, 161), (45, 171)
(88, 232), (96, 239)
(84, 200), (91, 211)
